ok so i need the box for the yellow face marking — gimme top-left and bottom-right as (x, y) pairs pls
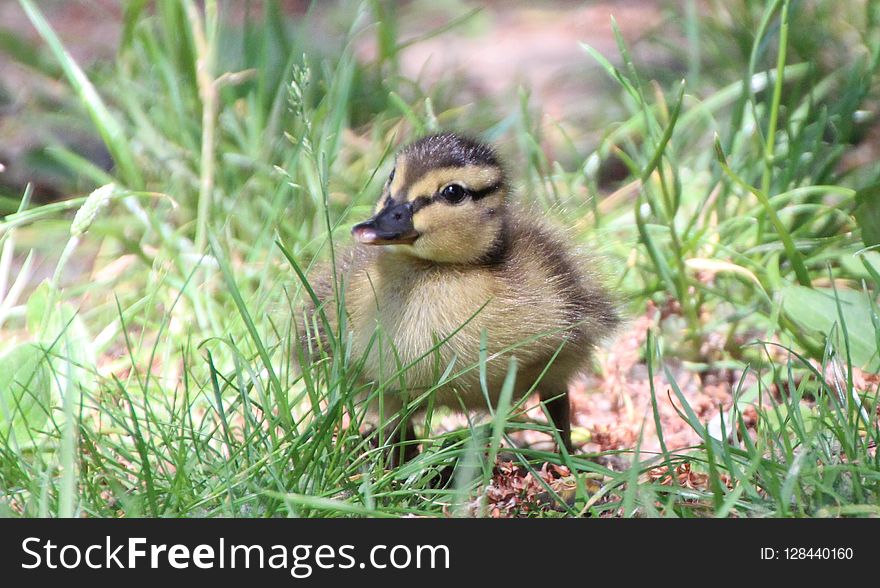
(389, 159), (407, 196)
(374, 159), (408, 214)
(404, 165), (502, 202)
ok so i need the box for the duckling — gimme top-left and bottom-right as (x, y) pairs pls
(302, 132), (618, 457)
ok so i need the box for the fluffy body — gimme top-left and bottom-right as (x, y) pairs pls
(302, 133), (618, 450)
(311, 209), (616, 411)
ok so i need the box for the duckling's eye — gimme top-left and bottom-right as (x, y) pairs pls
(440, 184), (468, 204)
(387, 168), (395, 184)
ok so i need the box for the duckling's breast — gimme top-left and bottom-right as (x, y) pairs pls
(344, 250), (581, 407)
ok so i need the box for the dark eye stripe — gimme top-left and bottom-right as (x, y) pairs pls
(408, 182), (502, 213)
(469, 182), (502, 201)
(410, 195), (433, 213)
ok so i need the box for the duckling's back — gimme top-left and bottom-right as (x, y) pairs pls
(501, 211), (618, 348)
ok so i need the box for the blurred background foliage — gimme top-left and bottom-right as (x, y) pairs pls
(0, 0), (878, 517)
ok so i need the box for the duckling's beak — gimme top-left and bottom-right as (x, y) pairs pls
(352, 202), (419, 245)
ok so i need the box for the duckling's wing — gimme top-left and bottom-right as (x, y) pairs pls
(505, 207), (620, 344)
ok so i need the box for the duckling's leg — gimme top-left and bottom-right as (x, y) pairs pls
(365, 414), (420, 467)
(540, 390), (573, 453)
(387, 417), (420, 467)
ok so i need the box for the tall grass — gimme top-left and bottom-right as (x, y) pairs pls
(0, 0), (878, 517)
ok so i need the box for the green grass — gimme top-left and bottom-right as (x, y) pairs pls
(0, 0), (878, 517)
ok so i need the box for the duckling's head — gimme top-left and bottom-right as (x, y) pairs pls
(352, 133), (508, 264)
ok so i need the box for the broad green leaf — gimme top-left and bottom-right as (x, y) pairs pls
(25, 281), (95, 395)
(840, 250), (880, 281)
(24, 280), (51, 337)
(759, 403), (819, 436)
(854, 183), (880, 248)
(781, 285), (880, 371)
(26, 281), (93, 355)
(0, 343), (52, 446)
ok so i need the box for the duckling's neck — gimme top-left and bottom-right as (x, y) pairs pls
(479, 213), (511, 266)
(376, 248), (437, 270)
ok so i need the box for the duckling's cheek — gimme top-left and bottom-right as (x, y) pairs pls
(409, 218), (435, 248)
(411, 213), (431, 234)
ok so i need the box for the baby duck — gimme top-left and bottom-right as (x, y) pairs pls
(304, 132), (618, 457)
